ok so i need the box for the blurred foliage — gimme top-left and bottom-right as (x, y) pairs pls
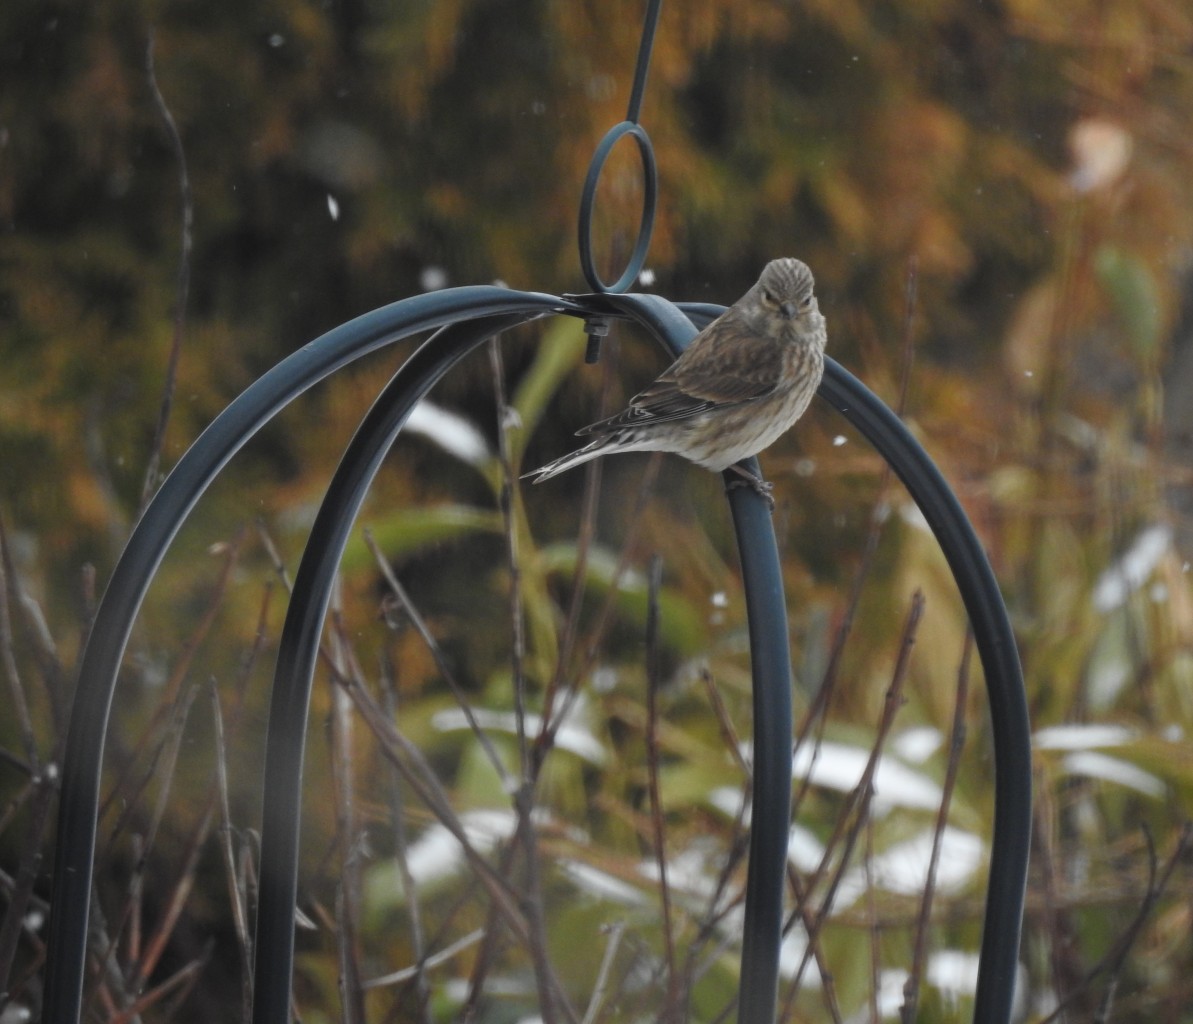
(3, 0), (1193, 1021)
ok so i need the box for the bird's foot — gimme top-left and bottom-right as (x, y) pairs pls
(725, 465), (775, 512)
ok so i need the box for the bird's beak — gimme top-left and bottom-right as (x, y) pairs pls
(779, 301), (798, 320)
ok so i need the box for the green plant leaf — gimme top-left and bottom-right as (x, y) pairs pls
(344, 504), (504, 572)
(1094, 245), (1162, 366)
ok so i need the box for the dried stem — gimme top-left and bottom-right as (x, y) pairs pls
(377, 658), (432, 1024)
(0, 514), (66, 731)
(901, 629), (973, 1023)
(644, 554), (680, 1021)
(896, 254), (918, 417)
(338, 677), (531, 950)
(488, 338), (530, 774)
(699, 665), (750, 777)
(109, 951), (209, 1024)
(0, 773), (54, 1011)
(329, 601), (366, 1024)
(782, 591), (923, 1020)
(98, 532), (244, 834)
(539, 331), (619, 750)
(105, 679), (200, 875)
(536, 452), (663, 762)
(209, 679), (254, 1020)
(140, 30), (193, 510)
(1038, 823), (1193, 1024)
(363, 928), (485, 990)
(580, 921), (627, 1024)
(0, 516), (40, 770)
(865, 814), (881, 1024)
(133, 794), (216, 990)
(364, 528), (511, 788)
(489, 337), (564, 1024)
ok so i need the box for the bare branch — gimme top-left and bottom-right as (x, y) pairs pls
(140, 30), (194, 510)
(901, 629), (973, 1022)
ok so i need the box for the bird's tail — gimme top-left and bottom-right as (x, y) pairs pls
(522, 437), (611, 484)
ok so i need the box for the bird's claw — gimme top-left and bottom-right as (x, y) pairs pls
(726, 470), (776, 512)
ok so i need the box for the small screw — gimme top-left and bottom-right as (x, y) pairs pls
(584, 315), (610, 364)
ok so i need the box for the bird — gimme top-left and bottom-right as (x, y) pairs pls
(525, 257), (827, 506)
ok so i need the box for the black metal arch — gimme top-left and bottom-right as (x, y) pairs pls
(41, 284), (1030, 1024)
(41, 287), (572, 1024)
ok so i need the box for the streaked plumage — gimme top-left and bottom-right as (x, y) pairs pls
(526, 258), (827, 498)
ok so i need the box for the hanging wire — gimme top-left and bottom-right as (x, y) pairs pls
(576, 0), (661, 297)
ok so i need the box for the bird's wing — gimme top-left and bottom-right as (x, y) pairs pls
(577, 313), (785, 435)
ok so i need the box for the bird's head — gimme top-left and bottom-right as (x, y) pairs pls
(747, 258), (823, 342)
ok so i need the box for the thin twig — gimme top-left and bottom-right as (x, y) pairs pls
(793, 256), (918, 817)
(378, 658), (432, 1024)
(687, 796), (750, 966)
(232, 579), (276, 701)
(140, 30), (193, 510)
(782, 591), (922, 1019)
(364, 528), (511, 788)
(128, 832), (144, 978)
(901, 629), (972, 1022)
(538, 330), (619, 755)
(699, 665), (750, 777)
(344, 670), (579, 1023)
(338, 676), (529, 939)
(133, 794), (216, 988)
(328, 599), (366, 1024)
(1032, 760), (1079, 1019)
(106, 679), (200, 869)
(109, 951), (209, 1024)
(674, 664), (755, 999)
(865, 813), (881, 1024)
(0, 772), (54, 1012)
(536, 453), (663, 763)
(255, 521), (293, 592)
(1038, 823), (1193, 1024)
(580, 921), (627, 1024)
(89, 676), (202, 1010)
(0, 516), (39, 770)
(896, 254), (919, 417)
(488, 338), (530, 776)
(775, 865), (841, 1021)
(99, 531), (245, 833)
(334, 884), (365, 1024)
(87, 887), (138, 1019)
(260, 520), (571, 1020)
(362, 929), (485, 989)
(209, 679), (254, 1020)
(644, 554), (680, 1021)
(791, 482), (888, 818)
(489, 337), (564, 1024)
(0, 514), (66, 731)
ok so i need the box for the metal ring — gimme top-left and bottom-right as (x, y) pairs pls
(577, 120), (658, 293)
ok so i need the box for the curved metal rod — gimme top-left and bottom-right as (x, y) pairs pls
(42, 287), (574, 1024)
(252, 312), (533, 1024)
(248, 288), (791, 1023)
(678, 300), (1032, 1024)
(594, 292), (793, 1024)
(815, 358), (1030, 1024)
(577, 120), (658, 294)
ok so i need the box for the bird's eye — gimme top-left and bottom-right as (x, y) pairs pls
(800, 295), (813, 309)
(761, 288), (776, 305)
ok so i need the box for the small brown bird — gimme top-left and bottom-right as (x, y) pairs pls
(526, 257), (827, 502)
